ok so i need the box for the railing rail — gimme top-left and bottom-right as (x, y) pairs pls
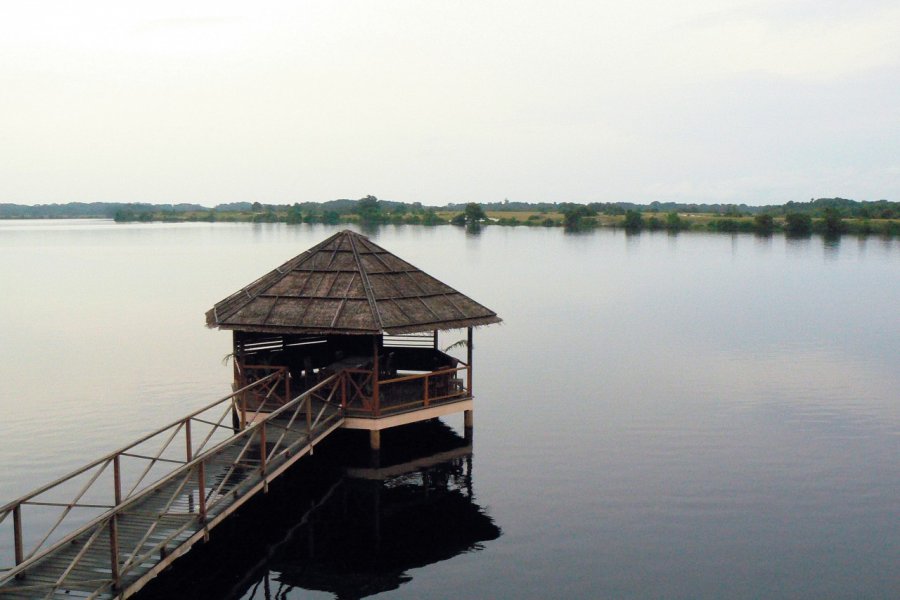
(335, 364), (469, 417)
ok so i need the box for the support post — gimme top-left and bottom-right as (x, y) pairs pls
(433, 329), (438, 349)
(372, 336), (380, 417)
(369, 429), (381, 452)
(109, 515), (120, 588)
(259, 423), (268, 476)
(233, 335), (243, 429)
(464, 410), (474, 443)
(110, 455), (122, 587)
(240, 389), (247, 430)
(12, 505), (23, 567)
(197, 462), (207, 522)
(466, 326), (473, 396)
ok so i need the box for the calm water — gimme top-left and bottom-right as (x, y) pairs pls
(1, 220), (898, 598)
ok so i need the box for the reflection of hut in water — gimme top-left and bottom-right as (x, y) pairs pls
(206, 230), (501, 449)
(132, 422), (499, 600)
(271, 421), (500, 599)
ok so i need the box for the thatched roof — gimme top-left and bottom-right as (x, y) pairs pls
(206, 230), (501, 335)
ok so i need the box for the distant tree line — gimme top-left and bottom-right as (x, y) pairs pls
(2, 196), (897, 237)
(0, 202), (205, 219)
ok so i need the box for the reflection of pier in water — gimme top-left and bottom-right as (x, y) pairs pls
(136, 421), (500, 600)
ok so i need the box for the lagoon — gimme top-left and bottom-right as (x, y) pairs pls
(1, 220), (898, 598)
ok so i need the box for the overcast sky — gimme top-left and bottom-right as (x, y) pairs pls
(2, 1), (899, 206)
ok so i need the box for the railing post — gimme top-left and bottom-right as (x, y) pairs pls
(374, 379), (380, 417)
(108, 453), (121, 585)
(259, 423), (267, 476)
(13, 504), (23, 567)
(372, 339), (380, 417)
(184, 419), (193, 462)
(306, 396), (312, 435)
(423, 373), (430, 407)
(113, 455), (122, 506)
(197, 462), (207, 522)
(341, 374), (347, 411)
(109, 517), (120, 587)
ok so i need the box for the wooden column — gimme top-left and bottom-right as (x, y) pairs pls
(466, 326), (473, 396)
(372, 335), (380, 417)
(369, 429), (381, 451)
(433, 329), (439, 349)
(12, 505), (23, 567)
(109, 456), (122, 588)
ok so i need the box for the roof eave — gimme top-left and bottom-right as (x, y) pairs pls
(206, 315), (502, 336)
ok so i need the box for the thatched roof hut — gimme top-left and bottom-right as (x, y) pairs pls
(206, 230), (501, 336)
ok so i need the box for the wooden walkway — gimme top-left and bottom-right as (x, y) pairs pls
(0, 370), (344, 599)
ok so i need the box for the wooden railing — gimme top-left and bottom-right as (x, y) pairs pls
(374, 365), (469, 415)
(293, 363), (470, 418)
(0, 370), (344, 595)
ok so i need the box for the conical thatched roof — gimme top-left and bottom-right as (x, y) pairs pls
(206, 230), (501, 335)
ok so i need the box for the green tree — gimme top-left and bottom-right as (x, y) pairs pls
(114, 209), (136, 222)
(822, 207), (845, 235)
(355, 195), (383, 224)
(665, 211), (684, 231)
(623, 210), (643, 231)
(422, 209), (442, 226)
(753, 214), (774, 234)
(286, 203), (303, 224)
(710, 218), (739, 232)
(464, 202), (488, 226)
(561, 204), (595, 230)
(785, 212), (812, 235)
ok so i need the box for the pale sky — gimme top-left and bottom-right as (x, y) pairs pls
(2, 1), (899, 206)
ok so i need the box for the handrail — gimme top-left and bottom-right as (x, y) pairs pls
(1, 371), (301, 573)
(0, 372), (281, 515)
(378, 365), (466, 386)
(0, 370), (346, 589)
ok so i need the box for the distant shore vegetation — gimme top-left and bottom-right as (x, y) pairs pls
(1, 196), (898, 237)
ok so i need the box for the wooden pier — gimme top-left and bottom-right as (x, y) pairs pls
(1, 229), (501, 598)
(0, 370), (343, 599)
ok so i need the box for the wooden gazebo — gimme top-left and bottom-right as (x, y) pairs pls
(206, 230), (501, 449)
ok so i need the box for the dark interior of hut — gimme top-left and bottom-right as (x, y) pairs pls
(232, 332), (467, 417)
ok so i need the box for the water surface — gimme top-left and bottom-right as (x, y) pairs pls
(1, 221), (898, 598)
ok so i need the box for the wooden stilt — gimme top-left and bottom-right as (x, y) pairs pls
(369, 429), (381, 452)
